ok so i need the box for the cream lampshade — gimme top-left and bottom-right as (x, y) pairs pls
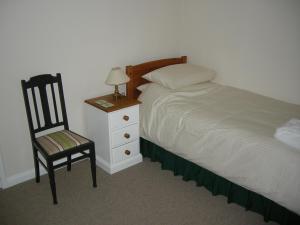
(105, 67), (130, 100)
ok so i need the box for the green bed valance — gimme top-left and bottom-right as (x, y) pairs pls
(140, 138), (300, 225)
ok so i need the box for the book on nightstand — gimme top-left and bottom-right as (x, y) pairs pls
(94, 99), (114, 108)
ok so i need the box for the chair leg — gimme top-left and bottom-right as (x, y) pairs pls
(47, 161), (58, 204)
(90, 144), (97, 187)
(33, 146), (40, 183)
(67, 155), (71, 171)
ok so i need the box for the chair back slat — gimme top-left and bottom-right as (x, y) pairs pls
(57, 74), (69, 130)
(38, 81), (52, 127)
(31, 87), (41, 129)
(21, 73), (69, 139)
(50, 83), (59, 124)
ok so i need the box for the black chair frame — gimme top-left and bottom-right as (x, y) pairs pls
(21, 73), (97, 204)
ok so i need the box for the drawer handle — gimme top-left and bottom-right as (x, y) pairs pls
(124, 133), (130, 139)
(123, 115), (129, 121)
(125, 150), (131, 155)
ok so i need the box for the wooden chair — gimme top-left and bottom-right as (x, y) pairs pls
(21, 73), (97, 204)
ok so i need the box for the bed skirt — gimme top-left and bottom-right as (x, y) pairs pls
(140, 138), (300, 225)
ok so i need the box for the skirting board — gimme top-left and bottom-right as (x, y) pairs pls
(1, 152), (87, 189)
(96, 154), (143, 174)
(0, 154), (5, 189)
(2, 166), (47, 189)
(0, 149), (6, 189)
(1, 153), (142, 188)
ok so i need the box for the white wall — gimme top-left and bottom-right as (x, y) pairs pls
(180, 0), (300, 104)
(1, 0), (300, 188)
(0, 0), (180, 185)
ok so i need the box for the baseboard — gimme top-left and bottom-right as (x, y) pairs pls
(1, 153), (85, 189)
(96, 154), (143, 174)
(0, 151), (6, 189)
(95, 156), (112, 174)
(2, 153), (142, 188)
(2, 167), (47, 189)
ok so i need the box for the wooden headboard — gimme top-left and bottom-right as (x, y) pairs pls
(126, 56), (187, 99)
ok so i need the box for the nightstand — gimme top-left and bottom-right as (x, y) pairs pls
(84, 94), (142, 174)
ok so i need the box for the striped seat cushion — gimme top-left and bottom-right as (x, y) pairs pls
(36, 130), (90, 155)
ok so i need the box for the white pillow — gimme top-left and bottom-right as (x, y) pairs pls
(142, 64), (216, 89)
(136, 83), (150, 92)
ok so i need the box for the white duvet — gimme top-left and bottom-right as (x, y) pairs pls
(139, 82), (300, 214)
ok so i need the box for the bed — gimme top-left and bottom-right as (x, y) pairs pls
(125, 56), (300, 225)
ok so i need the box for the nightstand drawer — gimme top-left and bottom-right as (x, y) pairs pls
(109, 105), (139, 131)
(112, 140), (139, 164)
(111, 124), (139, 148)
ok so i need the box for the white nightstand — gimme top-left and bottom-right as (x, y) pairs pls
(85, 94), (142, 174)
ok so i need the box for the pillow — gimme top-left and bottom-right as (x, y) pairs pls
(138, 83), (172, 104)
(142, 63), (216, 89)
(136, 83), (150, 92)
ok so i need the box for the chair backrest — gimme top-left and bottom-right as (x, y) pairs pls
(21, 73), (69, 140)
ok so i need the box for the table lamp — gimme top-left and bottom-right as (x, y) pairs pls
(105, 67), (130, 100)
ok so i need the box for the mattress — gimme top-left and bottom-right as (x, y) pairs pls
(138, 82), (300, 214)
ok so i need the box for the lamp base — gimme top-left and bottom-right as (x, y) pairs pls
(113, 85), (123, 101)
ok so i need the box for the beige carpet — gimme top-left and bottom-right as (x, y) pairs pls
(0, 159), (277, 225)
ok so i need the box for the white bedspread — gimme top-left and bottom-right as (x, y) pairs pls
(139, 82), (300, 214)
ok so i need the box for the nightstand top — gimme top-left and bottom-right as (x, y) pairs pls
(85, 94), (140, 113)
